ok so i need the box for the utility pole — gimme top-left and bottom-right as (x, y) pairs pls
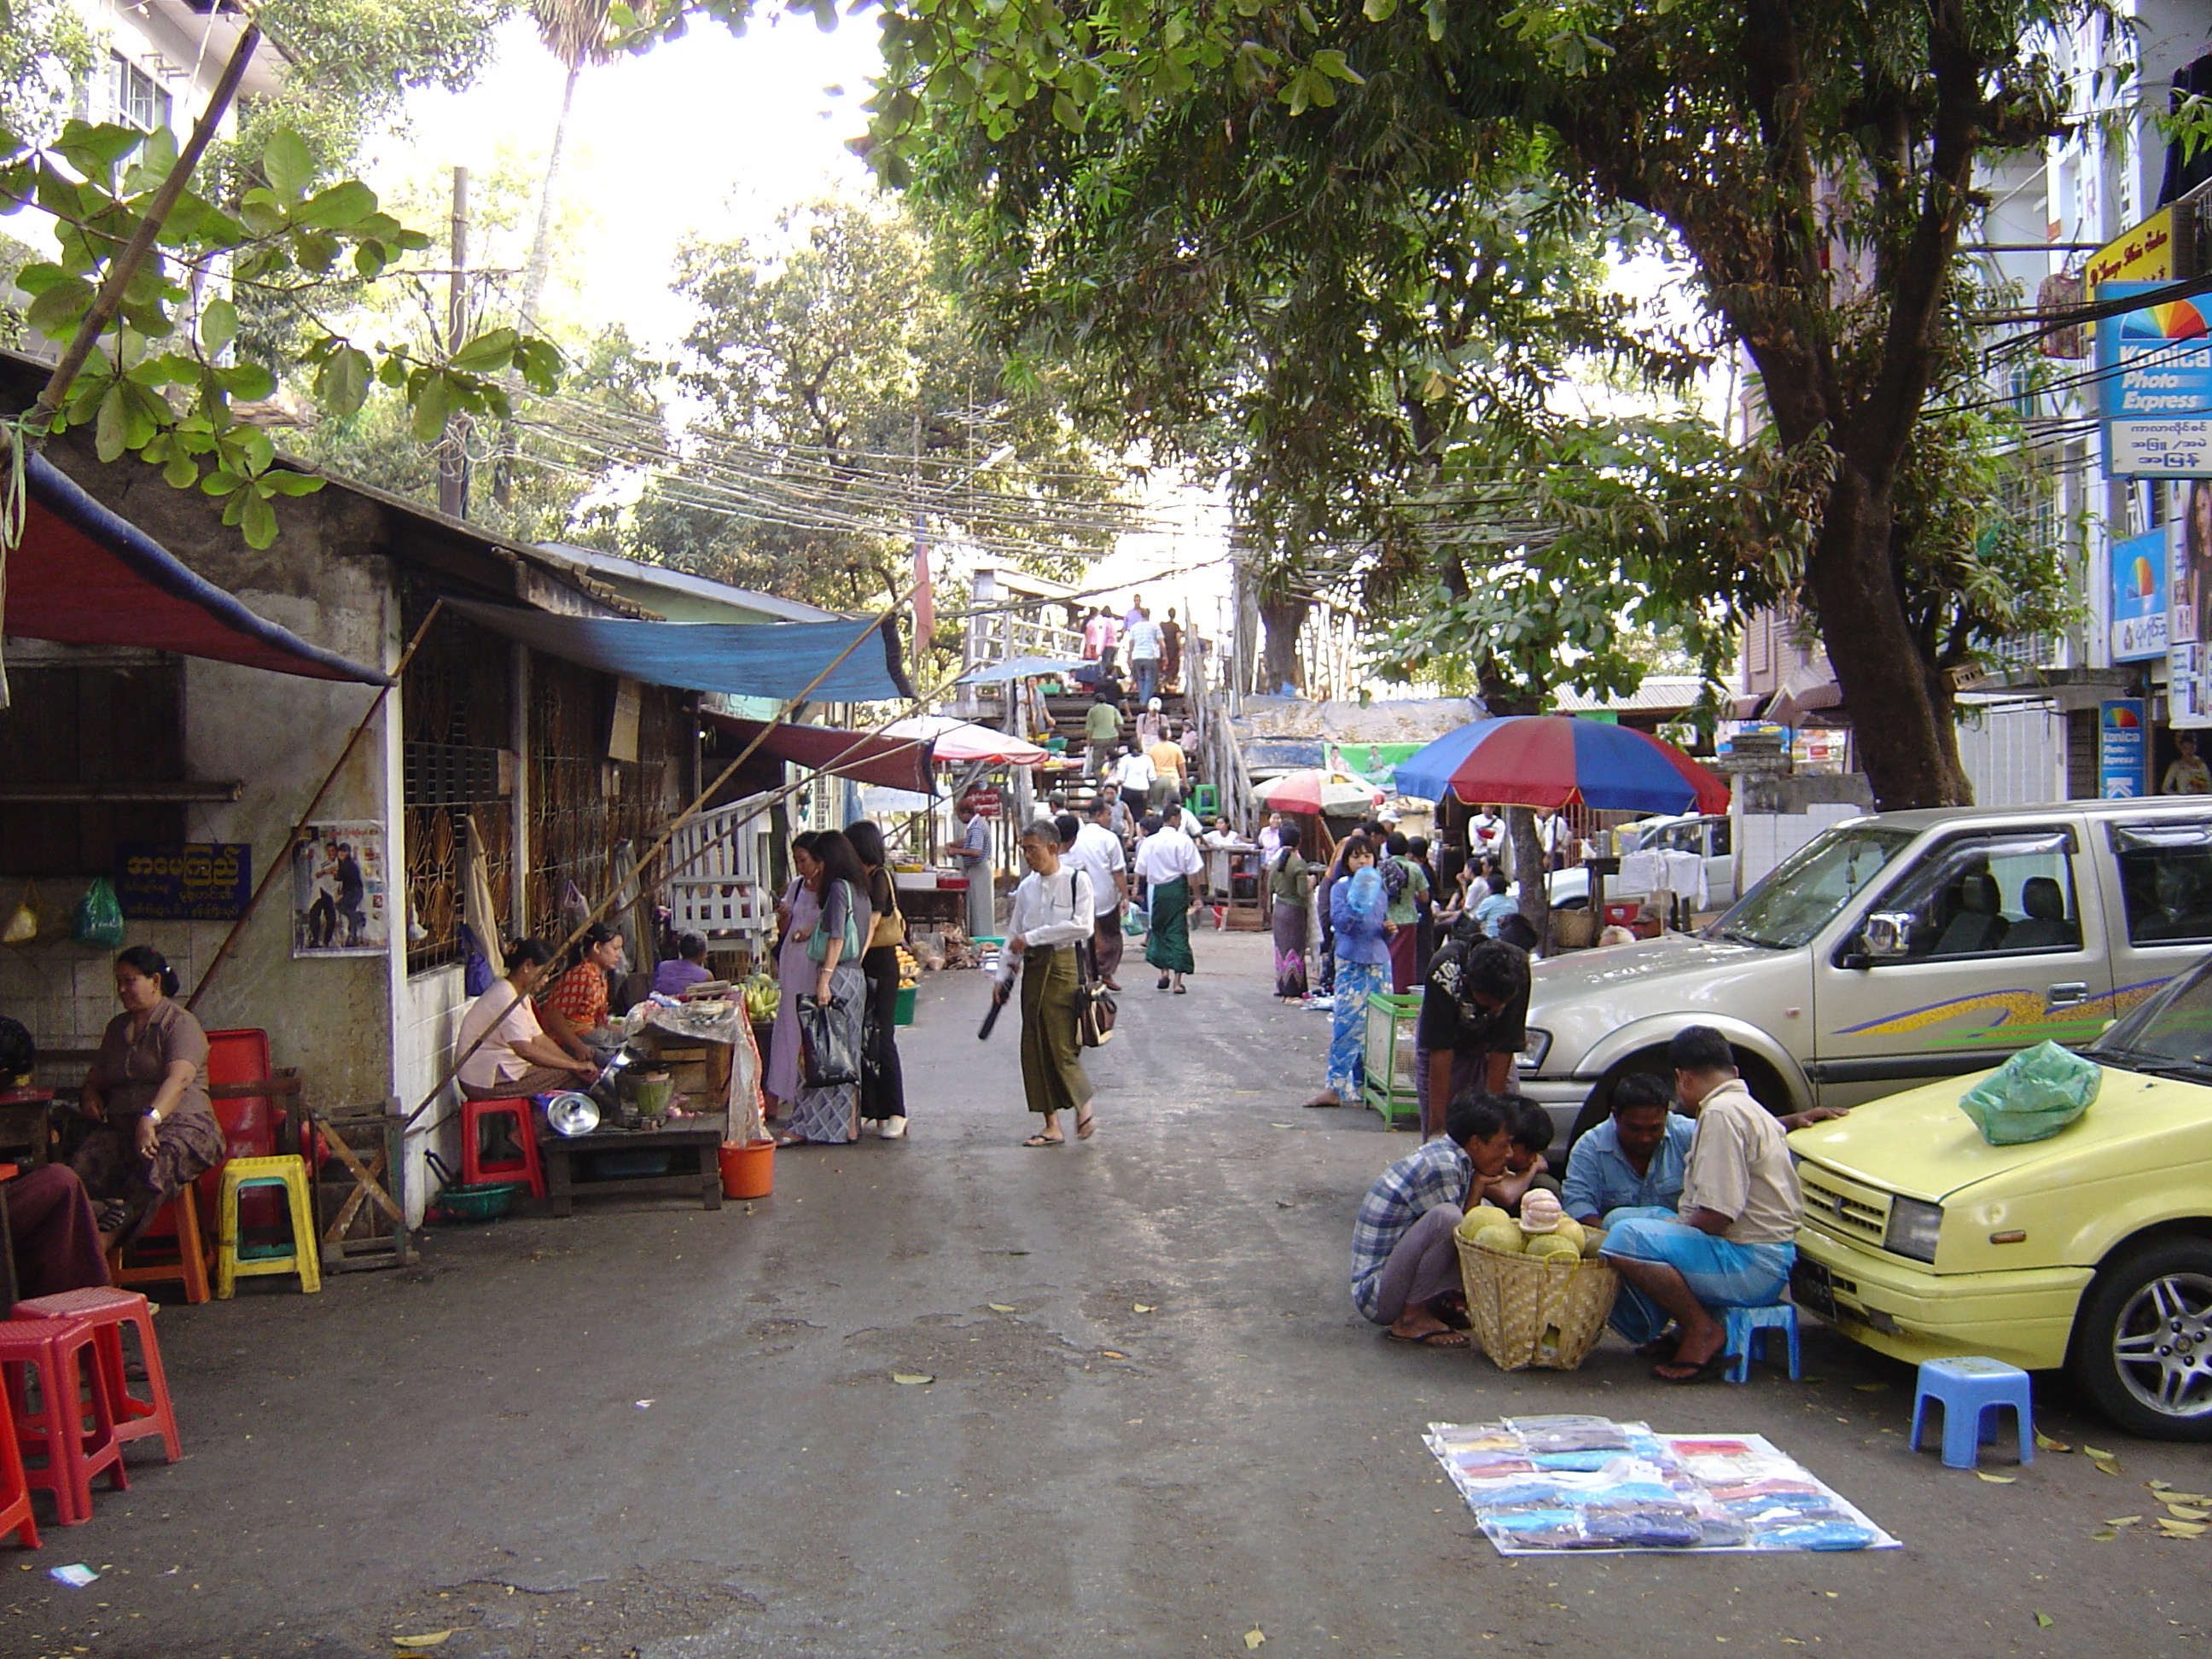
(437, 166), (470, 520)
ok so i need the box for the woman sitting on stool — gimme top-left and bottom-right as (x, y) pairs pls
(457, 939), (600, 1099)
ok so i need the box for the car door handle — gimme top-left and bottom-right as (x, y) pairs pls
(2046, 981), (2090, 1009)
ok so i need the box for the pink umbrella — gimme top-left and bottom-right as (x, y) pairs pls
(882, 714), (1049, 767)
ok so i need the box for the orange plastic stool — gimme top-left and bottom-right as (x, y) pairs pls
(460, 1097), (546, 1199)
(0, 1318), (126, 1525)
(108, 1184), (212, 1305)
(12, 1288), (179, 1464)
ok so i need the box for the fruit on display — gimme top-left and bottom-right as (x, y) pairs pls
(1471, 1223), (1525, 1255)
(1456, 1202), (1509, 1241)
(1548, 1214), (1586, 1252)
(895, 945), (919, 989)
(740, 972), (780, 1022)
(1526, 1233), (1582, 1262)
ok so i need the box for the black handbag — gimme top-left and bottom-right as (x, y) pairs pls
(797, 991), (859, 1087)
(1070, 874), (1118, 1047)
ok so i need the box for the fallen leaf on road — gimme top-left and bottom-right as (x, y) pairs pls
(2089, 1528), (2118, 1542)
(2034, 1612), (2053, 1629)
(987, 1303), (1016, 1313)
(1851, 1382), (1887, 1392)
(1269, 1121), (1293, 1128)
(1975, 1471), (2017, 1484)
(2157, 1519), (2207, 1538)
(1276, 1200), (1295, 1208)
(2166, 1504), (2210, 1522)
(2156, 1490), (2209, 1504)
(2083, 1444), (2116, 1461)
(2034, 1430), (2071, 1452)
(393, 1635), (452, 1649)
(1797, 1376), (1826, 1385)
(1134, 1303), (1155, 1313)
(2090, 1456), (2123, 1476)
(1245, 1629), (1266, 1650)
(2104, 1516), (2143, 1527)
(1101, 1350), (1128, 1359)
(2150, 1479), (2174, 1490)
(892, 1373), (934, 1386)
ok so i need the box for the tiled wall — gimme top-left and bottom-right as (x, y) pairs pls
(0, 884), (218, 1074)
(393, 963), (469, 1225)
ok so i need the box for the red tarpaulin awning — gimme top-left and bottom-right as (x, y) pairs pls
(701, 711), (936, 794)
(6, 451), (387, 684)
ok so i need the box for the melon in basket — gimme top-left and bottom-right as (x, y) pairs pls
(1455, 1202), (1509, 1241)
(1471, 1222), (1525, 1255)
(1526, 1233), (1581, 1262)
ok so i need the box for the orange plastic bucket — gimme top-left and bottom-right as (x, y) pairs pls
(719, 1138), (775, 1199)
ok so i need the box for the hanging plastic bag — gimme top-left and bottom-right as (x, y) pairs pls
(1957, 1040), (2100, 1146)
(796, 992), (859, 1087)
(560, 880), (591, 940)
(3, 881), (41, 946)
(72, 876), (126, 949)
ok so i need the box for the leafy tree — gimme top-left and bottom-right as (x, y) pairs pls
(0, 0), (95, 149)
(0, 26), (556, 555)
(835, 0), (2094, 809)
(630, 196), (1125, 621)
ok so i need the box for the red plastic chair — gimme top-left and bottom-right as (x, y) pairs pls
(201, 1029), (282, 1231)
(0, 1345), (36, 1548)
(0, 1317), (126, 1525)
(12, 1287), (179, 1464)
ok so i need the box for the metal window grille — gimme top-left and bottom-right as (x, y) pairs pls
(399, 592), (515, 971)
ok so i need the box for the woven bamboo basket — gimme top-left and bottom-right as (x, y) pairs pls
(1454, 1230), (1620, 1371)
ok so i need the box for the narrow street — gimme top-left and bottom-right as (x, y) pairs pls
(13, 934), (2210, 1659)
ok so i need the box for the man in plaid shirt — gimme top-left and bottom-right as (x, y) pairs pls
(1349, 1094), (1516, 1347)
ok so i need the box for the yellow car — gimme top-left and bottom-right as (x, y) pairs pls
(1785, 956), (2212, 1440)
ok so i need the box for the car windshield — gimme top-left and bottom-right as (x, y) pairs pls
(1705, 824), (1915, 950)
(2086, 960), (2212, 1077)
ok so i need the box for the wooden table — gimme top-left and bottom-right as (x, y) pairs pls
(537, 1112), (727, 1217)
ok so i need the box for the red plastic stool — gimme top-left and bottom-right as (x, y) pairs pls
(460, 1097), (547, 1199)
(12, 1288), (179, 1463)
(0, 1360), (37, 1548)
(0, 1318), (126, 1525)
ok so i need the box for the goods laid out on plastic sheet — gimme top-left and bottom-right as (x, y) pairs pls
(1424, 1416), (1901, 1555)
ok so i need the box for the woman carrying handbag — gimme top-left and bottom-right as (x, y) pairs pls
(777, 829), (872, 1146)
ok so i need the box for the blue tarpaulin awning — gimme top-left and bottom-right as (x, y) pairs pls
(956, 655), (1088, 684)
(445, 598), (913, 704)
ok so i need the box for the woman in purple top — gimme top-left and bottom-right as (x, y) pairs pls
(652, 933), (713, 998)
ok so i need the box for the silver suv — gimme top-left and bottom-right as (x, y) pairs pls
(1516, 797), (2212, 1143)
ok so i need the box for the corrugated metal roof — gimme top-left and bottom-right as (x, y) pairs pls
(535, 544), (847, 623)
(1547, 677), (1711, 714)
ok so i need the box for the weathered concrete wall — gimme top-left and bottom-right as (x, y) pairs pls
(11, 434), (401, 1122)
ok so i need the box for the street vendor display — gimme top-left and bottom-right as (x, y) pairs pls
(1425, 1417), (1899, 1554)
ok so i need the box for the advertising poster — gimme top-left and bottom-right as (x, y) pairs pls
(2099, 701), (2148, 797)
(2097, 280), (2212, 478)
(2174, 480), (2212, 644)
(291, 821), (389, 958)
(114, 842), (252, 921)
(2110, 527), (2170, 659)
(2173, 644), (2212, 731)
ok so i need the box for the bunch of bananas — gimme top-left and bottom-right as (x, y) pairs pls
(740, 972), (780, 1023)
(895, 946), (919, 989)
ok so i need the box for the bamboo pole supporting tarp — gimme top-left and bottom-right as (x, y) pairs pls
(184, 600), (436, 1012)
(403, 585), (925, 1133)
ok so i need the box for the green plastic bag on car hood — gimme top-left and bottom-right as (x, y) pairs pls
(1957, 1039), (2100, 1146)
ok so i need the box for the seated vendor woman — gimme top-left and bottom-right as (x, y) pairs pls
(71, 946), (226, 1245)
(457, 939), (600, 1099)
(1348, 1093), (1516, 1348)
(1, 1016), (111, 1296)
(536, 923), (626, 1063)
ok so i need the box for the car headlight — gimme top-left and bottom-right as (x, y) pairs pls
(1883, 1197), (1943, 1264)
(1517, 1028), (1551, 1070)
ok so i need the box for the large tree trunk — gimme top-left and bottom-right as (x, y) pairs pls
(493, 57), (583, 510)
(1807, 466), (1971, 811)
(1506, 806), (1548, 939)
(1258, 595), (1309, 695)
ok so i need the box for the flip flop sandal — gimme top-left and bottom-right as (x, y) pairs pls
(1653, 1353), (1738, 1385)
(1173, 985), (1187, 994)
(1075, 1111), (1097, 1140)
(1021, 1132), (1066, 1147)
(1385, 1327), (1470, 1348)
(1634, 1330), (1682, 1359)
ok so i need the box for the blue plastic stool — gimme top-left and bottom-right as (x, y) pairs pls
(1910, 1356), (2034, 1470)
(1724, 1302), (1802, 1383)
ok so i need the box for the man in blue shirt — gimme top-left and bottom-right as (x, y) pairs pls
(1562, 1072), (1696, 1228)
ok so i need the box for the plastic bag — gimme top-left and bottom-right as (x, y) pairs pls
(796, 992), (858, 1087)
(72, 876), (125, 950)
(3, 882), (40, 946)
(1957, 1039), (2099, 1145)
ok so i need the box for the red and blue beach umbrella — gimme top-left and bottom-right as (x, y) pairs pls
(1394, 716), (1730, 816)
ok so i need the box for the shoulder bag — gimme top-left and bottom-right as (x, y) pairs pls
(1069, 874), (1118, 1047)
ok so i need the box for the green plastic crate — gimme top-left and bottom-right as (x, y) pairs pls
(1361, 990), (1423, 1130)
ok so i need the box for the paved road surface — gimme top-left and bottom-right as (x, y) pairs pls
(13, 934), (2210, 1658)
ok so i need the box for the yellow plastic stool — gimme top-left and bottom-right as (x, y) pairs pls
(214, 1155), (322, 1299)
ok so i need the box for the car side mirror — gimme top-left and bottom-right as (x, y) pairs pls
(1861, 911), (1915, 961)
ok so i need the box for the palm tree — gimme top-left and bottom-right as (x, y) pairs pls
(520, 0), (621, 335)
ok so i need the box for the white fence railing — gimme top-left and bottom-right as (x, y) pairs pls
(667, 793), (776, 946)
